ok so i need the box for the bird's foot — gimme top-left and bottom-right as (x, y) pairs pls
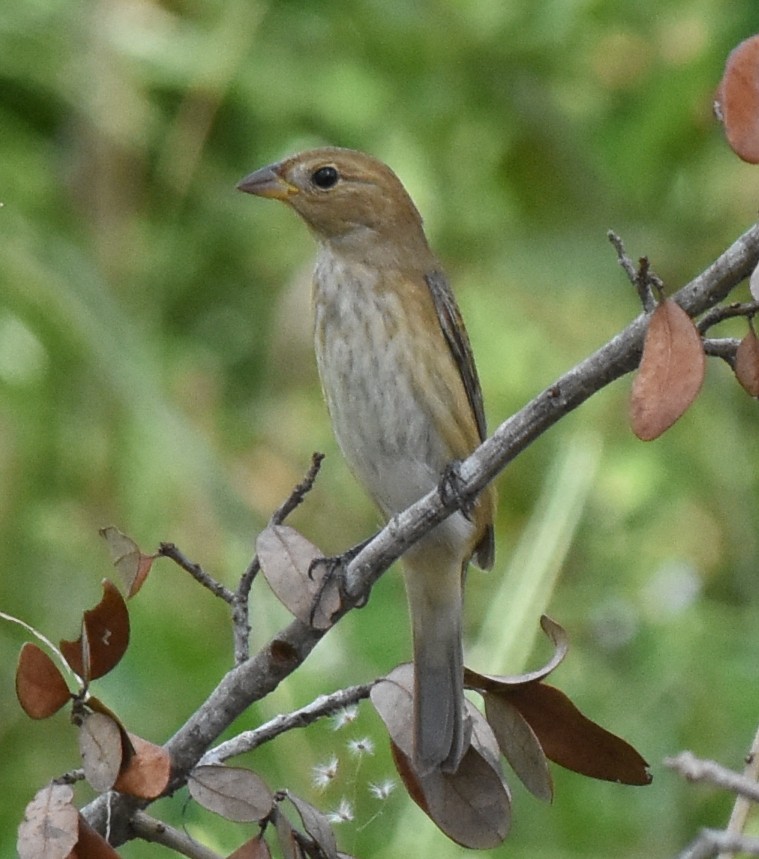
(307, 538), (371, 624)
(439, 460), (474, 518)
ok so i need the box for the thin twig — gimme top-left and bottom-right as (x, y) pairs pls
(158, 543), (234, 603)
(271, 452), (326, 525)
(718, 724), (759, 859)
(703, 337), (740, 368)
(677, 828), (759, 859)
(200, 682), (374, 765)
(608, 230), (662, 311)
(697, 301), (759, 334)
(131, 810), (224, 859)
(665, 751), (759, 803)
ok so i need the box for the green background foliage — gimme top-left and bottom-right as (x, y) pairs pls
(2, 1), (759, 856)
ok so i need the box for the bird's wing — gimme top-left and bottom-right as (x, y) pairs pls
(425, 270), (487, 442)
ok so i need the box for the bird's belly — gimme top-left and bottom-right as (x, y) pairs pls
(313, 269), (448, 518)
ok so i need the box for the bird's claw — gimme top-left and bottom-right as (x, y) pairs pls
(439, 460), (474, 518)
(307, 539), (371, 625)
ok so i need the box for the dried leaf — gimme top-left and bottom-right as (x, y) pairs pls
(370, 663), (415, 760)
(391, 709), (511, 849)
(735, 327), (759, 396)
(630, 298), (705, 440)
(227, 835), (272, 859)
(113, 732), (171, 799)
(483, 693), (553, 801)
(99, 526), (154, 598)
(465, 615), (569, 691)
(716, 34), (759, 163)
(256, 525), (339, 630)
(273, 807), (306, 859)
(16, 642), (71, 719)
(189, 765), (274, 822)
(73, 814), (122, 858)
(503, 682), (651, 785)
(17, 782), (78, 859)
(284, 792), (338, 859)
(79, 712), (123, 793)
(60, 580), (130, 681)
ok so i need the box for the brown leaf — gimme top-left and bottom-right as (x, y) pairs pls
(78, 712), (123, 793)
(391, 709), (511, 849)
(630, 298), (705, 440)
(60, 580), (130, 681)
(256, 525), (339, 630)
(17, 782), (78, 859)
(716, 34), (759, 164)
(503, 682), (651, 785)
(189, 765), (274, 822)
(71, 814), (121, 858)
(273, 807), (306, 859)
(227, 835), (272, 859)
(465, 615), (569, 691)
(99, 526), (154, 598)
(113, 732), (171, 799)
(16, 642), (71, 719)
(284, 792), (338, 859)
(735, 327), (759, 396)
(370, 663), (415, 760)
(483, 693), (553, 801)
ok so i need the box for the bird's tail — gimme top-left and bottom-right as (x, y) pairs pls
(403, 547), (467, 775)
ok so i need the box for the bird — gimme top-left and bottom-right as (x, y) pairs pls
(237, 147), (495, 774)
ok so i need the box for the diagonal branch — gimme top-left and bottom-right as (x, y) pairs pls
(81, 221), (759, 845)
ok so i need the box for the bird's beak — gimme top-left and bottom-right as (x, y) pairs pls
(236, 164), (298, 200)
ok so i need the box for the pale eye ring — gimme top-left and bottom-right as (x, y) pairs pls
(311, 166), (339, 189)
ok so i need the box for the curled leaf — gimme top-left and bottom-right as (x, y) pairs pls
(284, 792), (338, 859)
(189, 765), (274, 822)
(16, 642), (70, 719)
(256, 524), (339, 630)
(99, 526), (154, 597)
(60, 580), (130, 681)
(465, 615), (568, 691)
(630, 298), (705, 441)
(716, 34), (759, 164)
(735, 326), (759, 396)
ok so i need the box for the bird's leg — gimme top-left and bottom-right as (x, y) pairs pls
(439, 460), (475, 518)
(308, 537), (373, 624)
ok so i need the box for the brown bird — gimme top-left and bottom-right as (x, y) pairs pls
(238, 147), (495, 774)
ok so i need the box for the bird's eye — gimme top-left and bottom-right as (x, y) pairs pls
(311, 166), (339, 189)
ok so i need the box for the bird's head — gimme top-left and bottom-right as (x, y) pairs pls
(237, 147), (430, 258)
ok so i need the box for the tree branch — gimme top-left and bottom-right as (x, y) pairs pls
(81, 221), (759, 845)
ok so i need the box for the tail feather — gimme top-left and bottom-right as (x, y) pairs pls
(403, 551), (466, 774)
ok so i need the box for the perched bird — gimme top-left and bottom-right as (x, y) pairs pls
(237, 147), (495, 774)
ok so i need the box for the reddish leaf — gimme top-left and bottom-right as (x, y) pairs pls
(630, 299), (705, 440)
(284, 792), (337, 859)
(60, 580), (130, 681)
(391, 710), (511, 849)
(370, 663), (416, 760)
(72, 814), (121, 858)
(735, 327), (759, 396)
(256, 525), (339, 630)
(716, 34), (759, 163)
(16, 642), (71, 719)
(17, 782), (78, 859)
(189, 765), (274, 822)
(99, 526), (154, 598)
(483, 694), (553, 801)
(78, 712), (123, 793)
(465, 615), (569, 691)
(227, 835), (272, 859)
(113, 732), (171, 799)
(502, 682), (651, 785)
